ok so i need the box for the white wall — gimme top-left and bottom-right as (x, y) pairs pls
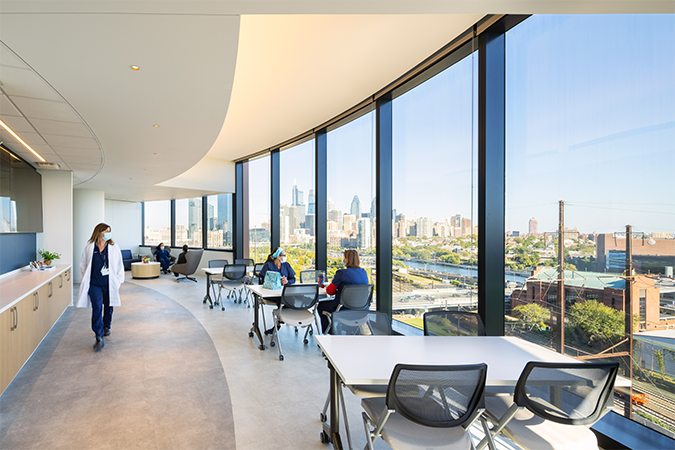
(105, 199), (142, 254)
(37, 170), (73, 265)
(73, 190), (105, 283)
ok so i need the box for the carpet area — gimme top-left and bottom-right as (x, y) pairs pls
(0, 282), (236, 450)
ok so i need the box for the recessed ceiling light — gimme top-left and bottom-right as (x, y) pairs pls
(153, 153), (158, 156)
(153, 124), (160, 128)
(130, 65), (140, 71)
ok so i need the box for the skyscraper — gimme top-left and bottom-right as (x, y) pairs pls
(350, 195), (361, 219)
(188, 198), (202, 241)
(326, 196), (335, 212)
(307, 189), (315, 215)
(417, 217), (433, 238)
(357, 218), (371, 249)
(529, 217), (538, 236)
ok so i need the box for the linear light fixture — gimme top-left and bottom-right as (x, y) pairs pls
(0, 118), (45, 162)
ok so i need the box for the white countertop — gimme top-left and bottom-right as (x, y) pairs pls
(0, 264), (71, 314)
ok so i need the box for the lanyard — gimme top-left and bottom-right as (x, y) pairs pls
(96, 244), (109, 269)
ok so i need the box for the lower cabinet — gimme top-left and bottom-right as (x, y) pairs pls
(0, 268), (72, 396)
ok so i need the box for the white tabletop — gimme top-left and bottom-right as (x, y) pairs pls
(315, 335), (630, 387)
(202, 266), (254, 275)
(246, 283), (329, 298)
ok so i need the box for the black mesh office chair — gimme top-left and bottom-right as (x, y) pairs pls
(479, 362), (619, 450)
(253, 263), (265, 284)
(362, 363), (491, 450)
(299, 270), (322, 283)
(205, 259), (228, 307)
(235, 258), (254, 267)
(271, 284), (319, 361)
(322, 284), (374, 333)
(213, 264), (247, 310)
(423, 311), (486, 336)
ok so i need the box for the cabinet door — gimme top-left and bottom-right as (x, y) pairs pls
(0, 307), (16, 394)
(16, 295), (38, 365)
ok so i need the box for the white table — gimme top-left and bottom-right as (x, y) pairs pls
(315, 335), (629, 449)
(246, 284), (331, 351)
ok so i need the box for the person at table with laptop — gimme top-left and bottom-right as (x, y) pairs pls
(318, 249), (369, 333)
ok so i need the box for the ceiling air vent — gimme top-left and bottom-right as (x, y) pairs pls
(36, 162), (61, 169)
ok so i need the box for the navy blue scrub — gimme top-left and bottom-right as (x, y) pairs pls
(89, 244), (113, 338)
(318, 267), (370, 333)
(155, 248), (171, 272)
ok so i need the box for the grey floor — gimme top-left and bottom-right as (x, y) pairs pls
(0, 272), (520, 450)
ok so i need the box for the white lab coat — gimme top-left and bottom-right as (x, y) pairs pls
(76, 241), (125, 308)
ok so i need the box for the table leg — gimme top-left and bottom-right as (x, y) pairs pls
(321, 360), (343, 449)
(249, 293), (266, 350)
(204, 273), (212, 305)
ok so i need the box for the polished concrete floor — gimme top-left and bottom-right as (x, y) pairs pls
(1, 271), (521, 450)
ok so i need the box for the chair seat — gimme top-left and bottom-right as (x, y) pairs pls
(347, 384), (387, 398)
(278, 309), (316, 327)
(485, 395), (599, 450)
(217, 280), (244, 289)
(362, 397), (473, 450)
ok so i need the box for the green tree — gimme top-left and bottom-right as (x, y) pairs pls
(513, 303), (550, 330)
(567, 300), (624, 349)
(440, 253), (460, 264)
(655, 350), (666, 379)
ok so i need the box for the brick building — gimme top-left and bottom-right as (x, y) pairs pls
(596, 234), (675, 275)
(511, 267), (662, 331)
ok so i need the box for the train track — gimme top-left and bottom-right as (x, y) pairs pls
(613, 385), (675, 432)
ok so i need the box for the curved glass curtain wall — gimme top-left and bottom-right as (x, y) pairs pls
(248, 155), (271, 261)
(326, 110), (376, 300)
(505, 15), (675, 434)
(279, 139), (315, 271)
(143, 200), (171, 245)
(391, 50), (478, 330)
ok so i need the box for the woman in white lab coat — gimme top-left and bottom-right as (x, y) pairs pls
(77, 222), (125, 351)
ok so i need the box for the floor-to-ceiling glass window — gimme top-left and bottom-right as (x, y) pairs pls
(279, 139), (315, 272)
(143, 200), (171, 245)
(391, 47), (478, 330)
(505, 15), (675, 433)
(175, 197), (202, 247)
(326, 110), (376, 296)
(206, 193), (233, 249)
(248, 155), (271, 262)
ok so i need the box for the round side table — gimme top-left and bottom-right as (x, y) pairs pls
(131, 262), (160, 279)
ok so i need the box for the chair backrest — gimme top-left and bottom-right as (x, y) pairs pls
(235, 258), (254, 267)
(121, 249), (132, 259)
(299, 270), (320, 283)
(208, 259), (229, 268)
(339, 284), (373, 310)
(331, 310), (391, 336)
(423, 311), (486, 336)
(183, 249), (203, 274)
(386, 363), (487, 428)
(281, 284), (319, 310)
(223, 264), (247, 281)
(253, 263), (266, 283)
(514, 362), (619, 426)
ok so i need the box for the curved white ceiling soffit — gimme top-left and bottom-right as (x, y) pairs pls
(0, 41), (104, 186)
(0, 11), (240, 201)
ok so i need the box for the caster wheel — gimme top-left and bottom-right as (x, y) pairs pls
(249, 332), (254, 338)
(320, 431), (330, 444)
(203, 299), (207, 304)
(309, 329), (313, 335)
(295, 329), (298, 334)
(320, 413), (327, 423)
(221, 307), (225, 311)
(209, 305), (213, 309)
(279, 355), (284, 361)
(304, 339), (309, 344)
(270, 341), (275, 347)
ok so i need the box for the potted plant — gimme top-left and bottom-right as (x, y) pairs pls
(38, 249), (61, 267)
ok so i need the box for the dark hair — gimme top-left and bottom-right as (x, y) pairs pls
(88, 223), (114, 245)
(343, 249), (360, 268)
(266, 247), (283, 263)
(182, 245), (188, 252)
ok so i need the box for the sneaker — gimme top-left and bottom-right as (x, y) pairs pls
(93, 336), (105, 351)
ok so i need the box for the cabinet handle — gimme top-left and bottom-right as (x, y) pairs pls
(13, 306), (18, 330)
(37, 291), (40, 310)
(49, 281), (53, 298)
(10, 307), (15, 331)
(60, 274), (63, 288)
(33, 292), (37, 311)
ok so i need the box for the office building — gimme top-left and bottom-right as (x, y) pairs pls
(0, 4), (673, 449)
(529, 217), (538, 236)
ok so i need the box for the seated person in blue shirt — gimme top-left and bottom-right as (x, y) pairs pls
(259, 247), (296, 335)
(259, 247), (296, 289)
(154, 242), (171, 274)
(319, 249), (370, 333)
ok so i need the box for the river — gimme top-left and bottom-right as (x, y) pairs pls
(400, 259), (529, 283)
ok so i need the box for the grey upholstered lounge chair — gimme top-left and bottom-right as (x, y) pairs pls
(172, 248), (203, 282)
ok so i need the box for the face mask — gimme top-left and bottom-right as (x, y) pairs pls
(343, 259), (347, 266)
(103, 233), (112, 241)
(159, 245), (164, 250)
(281, 256), (287, 263)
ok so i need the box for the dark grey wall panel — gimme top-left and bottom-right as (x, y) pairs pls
(0, 233), (36, 275)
